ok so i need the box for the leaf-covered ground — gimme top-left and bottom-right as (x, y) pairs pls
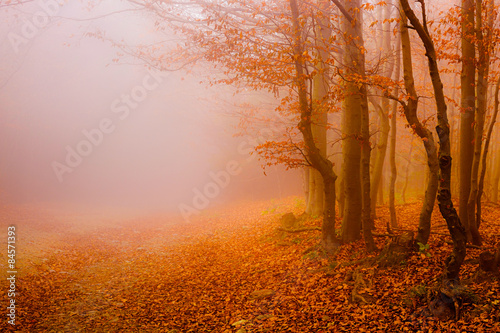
(1, 197), (499, 332)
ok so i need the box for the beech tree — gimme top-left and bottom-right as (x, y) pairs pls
(466, 0), (498, 246)
(435, 0), (500, 245)
(459, 0), (476, 242)
(399, 0), (466, 284)
(113, 0), (493, 257)
(121, 0), (344, 249)
(397, 8), (439, 246)
(389, 36), (401, 229)
(305, 0), (332, 218)
(369, 0), (394, 220)
(288, 0), (339, 250)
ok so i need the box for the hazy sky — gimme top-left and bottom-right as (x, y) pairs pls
(0, 0), (301, 215)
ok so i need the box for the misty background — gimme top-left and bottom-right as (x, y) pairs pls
(0, 0), (301, 217)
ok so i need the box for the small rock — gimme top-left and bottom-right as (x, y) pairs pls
(280, 213), (298, 228)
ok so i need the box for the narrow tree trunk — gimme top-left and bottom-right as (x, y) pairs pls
(361, 92), (376, 251)
(466, 0), (485, 243)
(338, 176), (345, 218)
(370, 0), (393, 220)
(477, 77), (500, 228)
(449, 70), (459, 199)
(459, 0), (476, 240)
(467, 0), (494, 246)
(290, 0), (338, 251)
(402, 137), (413, 204)
(378, 172), (384, 206)
(359, 36), (376, 250)
(305, 168), (316, 214)
(307, 1), (332, 217)
(399, 9), (439, 245)
(492, 149), (500, 203)
(307, 167), (325, 216)
(400, 0), (466, 281)
(304, 166), (310, 209)
(389, 36), (401, 229)
(369, 97), (389, 220)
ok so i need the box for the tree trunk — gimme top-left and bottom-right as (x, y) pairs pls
(359, 18), (376, 250)
(305, 167), (315, 214)
(306, 168), (324, 216)
(492, 149), (500, 203)
(400, 0), (466, 281)
(339, 0), (363, 243)
(369, 97), (389, 220)
(289, 0), (338, 251)
(466, 0), (485, 245)
(399, 9), (439, 245)
(459, 0), (475, 240)
(306, 1), (332, 217)
(378, 172), (384, 206)
(338, 175), (345, 218)
(304, 166), (310, 209)
(402, 137), (413, 204)
(389, 36), (401, 229)
(477, 77), (500, 227)
(467, 0), (494, 246)
(449, 71), (460, 199)
(370, 0), (393, 220)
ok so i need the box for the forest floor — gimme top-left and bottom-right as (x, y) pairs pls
(0, 197), (499, 332)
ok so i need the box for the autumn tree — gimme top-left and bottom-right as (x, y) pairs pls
(119, 0), (347, 250)
(327, 0), (373, 249)
(466, 0), (499, 246)
(397, 8), (439, 246)
(305, 0), (332, 218)
(369, 0), (394, 220)
(399, 0), (466, 287)
(459, 0), (476, 242)
(289, 0), (340, 250)
(436, 0), (500, 245)
(389, 36), (401, 229)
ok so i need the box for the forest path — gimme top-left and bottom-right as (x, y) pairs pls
(1, 198), (499, 332)
(0, 198), (294, 332)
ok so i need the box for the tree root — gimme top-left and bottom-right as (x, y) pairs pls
(344, 268), (374, 304)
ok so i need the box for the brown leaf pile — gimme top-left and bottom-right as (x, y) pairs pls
(0, 198), (499, 332)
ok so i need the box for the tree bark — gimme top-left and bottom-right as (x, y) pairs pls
(338, 0), (363, 243)
(477, 77), (500, 227)
(370, 97), (389, 220)
(401, 137), (413, 204)
(467, 0), (494, 246)
(493, 150), (500, 203)
(338, 175), (345, 218)
(370, 0), (393, 220)
(400, 0), (466, 281)
(399, 9), (439, 245)
(290, 0), (339, 251)
(306, 1), (332, 217)
(459, 0), (475, 240)
(466, 0), (485, 245)
(389, 35), (401, 229)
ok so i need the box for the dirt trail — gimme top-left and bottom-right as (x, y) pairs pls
(1, 198), (499, 332)
(0, 199), (288, 332)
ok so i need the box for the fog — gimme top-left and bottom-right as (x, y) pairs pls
(0, 1), (301, 219)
